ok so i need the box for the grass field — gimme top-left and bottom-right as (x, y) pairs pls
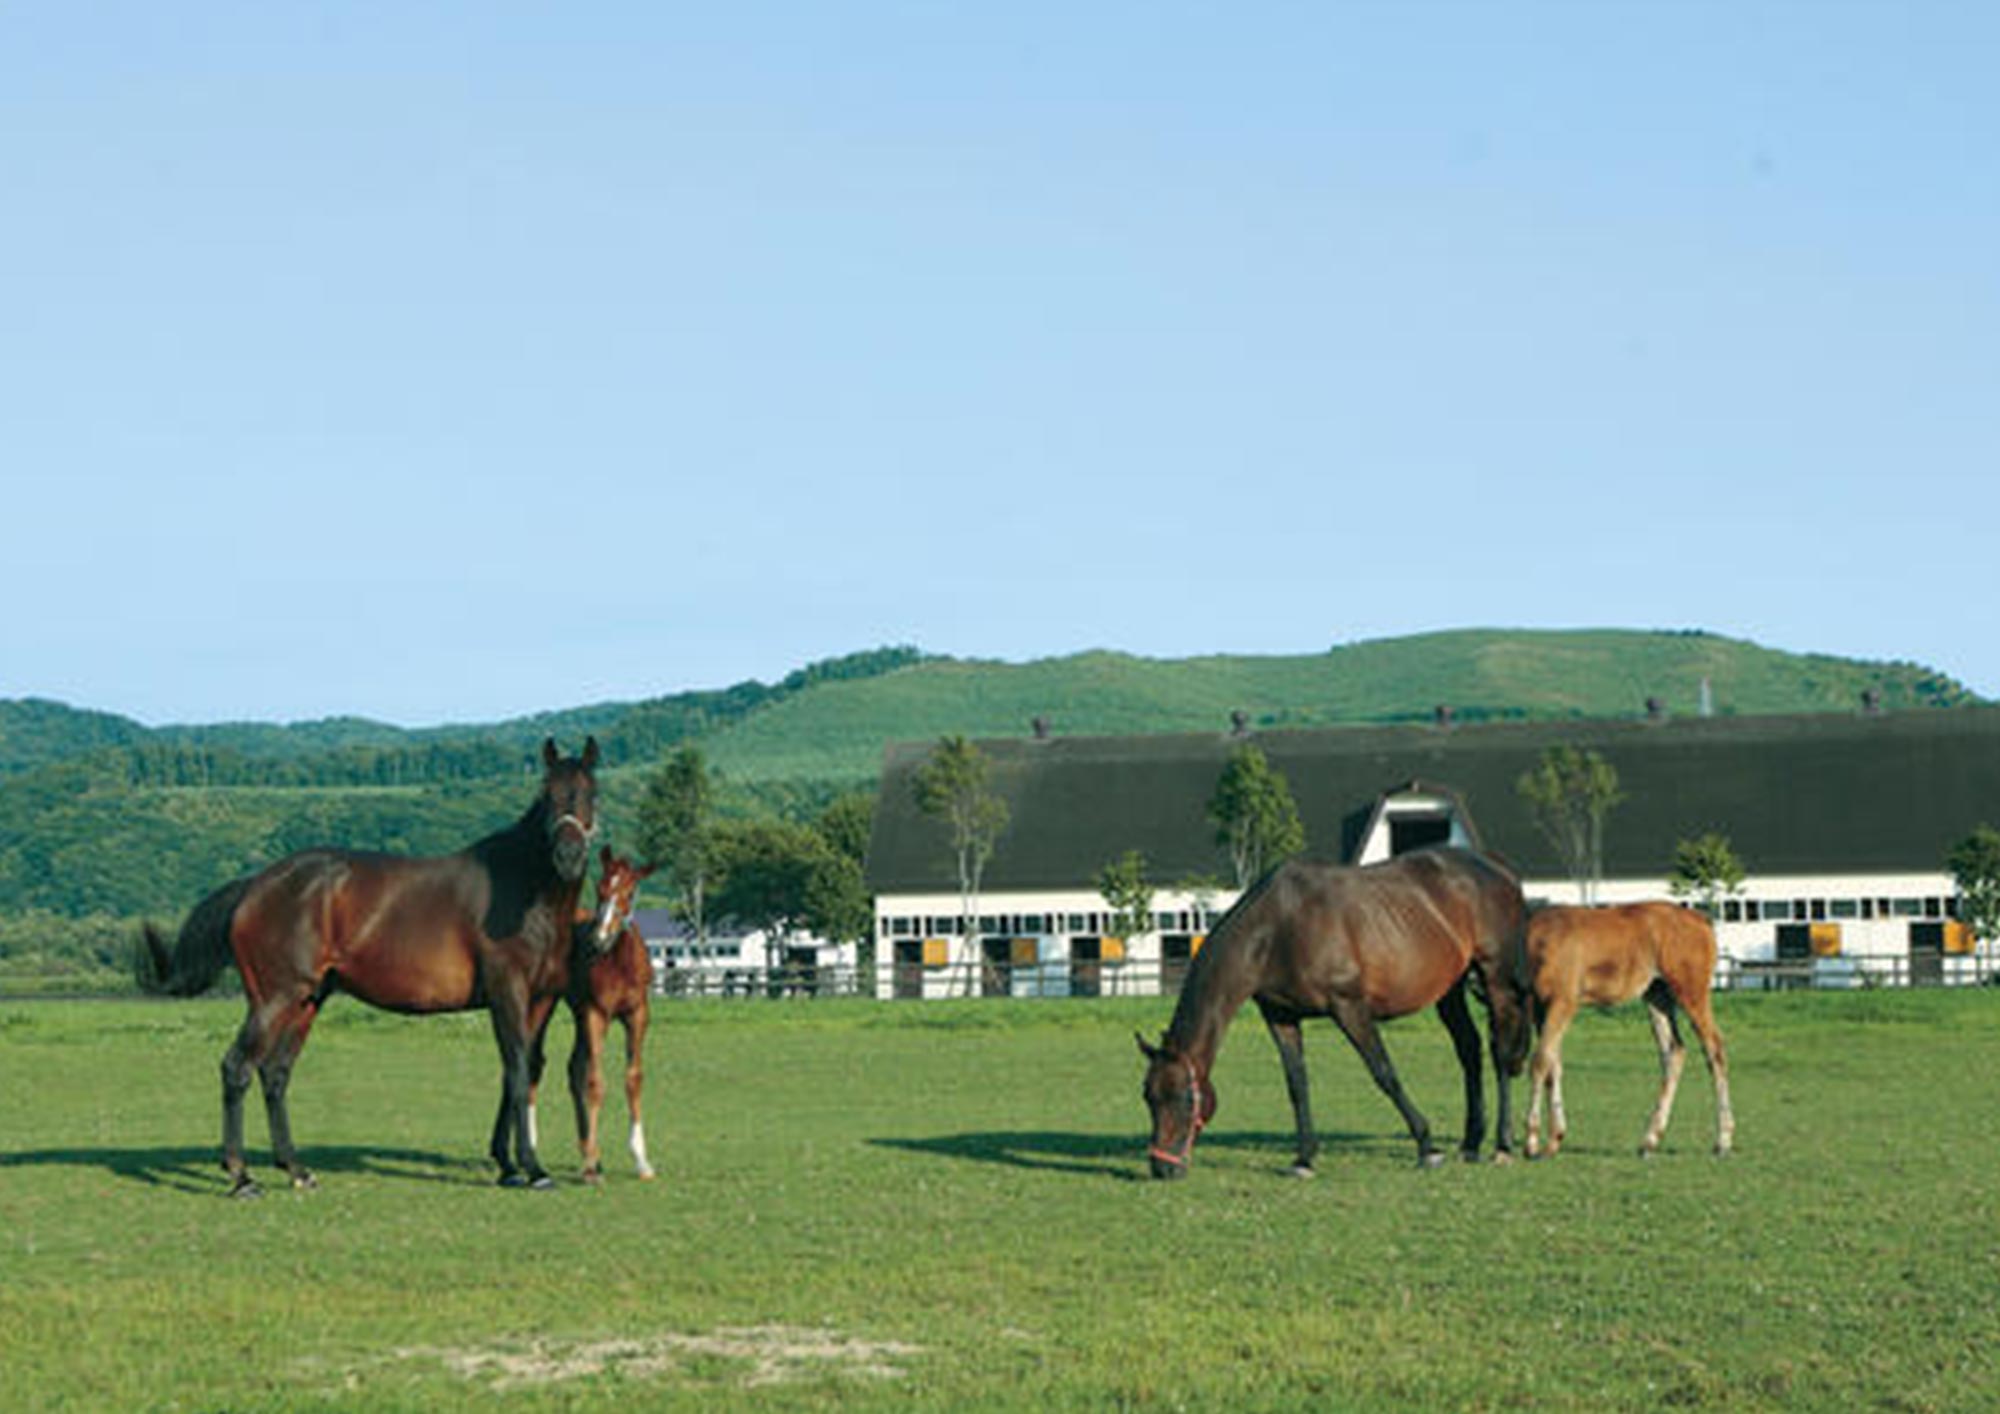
(3, 989), (1998, 1411)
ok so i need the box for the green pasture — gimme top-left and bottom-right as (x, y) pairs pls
(3, 990), (1997, 1410)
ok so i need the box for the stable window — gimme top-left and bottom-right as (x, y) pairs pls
(1722, 900), (1743, 922)
(1830, 900), (1860, 920)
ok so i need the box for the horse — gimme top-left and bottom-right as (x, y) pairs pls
(526, 847), (659, 1183)
(136, 737), (601, 1197)
(1521, 901), (1735, 1159)
(1137, 846), (1531, 1180)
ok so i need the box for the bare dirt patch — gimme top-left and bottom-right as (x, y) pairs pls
(373, 1325), (922, 1391)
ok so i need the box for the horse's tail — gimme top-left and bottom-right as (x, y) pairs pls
(135, 875), (253, 996)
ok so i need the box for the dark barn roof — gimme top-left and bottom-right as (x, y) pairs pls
(866, 707), (2000, 893)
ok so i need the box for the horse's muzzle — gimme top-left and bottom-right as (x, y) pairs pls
(551, 816), (593, 881)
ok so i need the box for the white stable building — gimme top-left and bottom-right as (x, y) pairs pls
(864, 704), (2000, 999)
(631, 911), (862, 998)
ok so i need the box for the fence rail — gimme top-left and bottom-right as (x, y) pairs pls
(646, 954), (2000, 1001)
(1715, 953), (1999, 991)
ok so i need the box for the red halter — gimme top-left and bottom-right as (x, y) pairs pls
(1148, 1058), (1208, 1169)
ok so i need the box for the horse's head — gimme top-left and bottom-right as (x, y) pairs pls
(589, 846), (655, 953)
(540, 737), (601, 882)
(1137, 1032), (1214, 1180)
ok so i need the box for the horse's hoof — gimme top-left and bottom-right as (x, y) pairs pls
(498, 1172), (528, 1188)
(1284, 1163), (1316, 1180)
(1418, 1151), (1446, 1170)
(229, 1180), (263, 1201)
(1714, 1145), (1734, 1159)
(290, 1171), (318, 1191)
(581, 1169), (604, 1187)
(1637, 1147), (1658, 1161)
(1490, 1150), (1515, 1167)
(1459, 1148), (1482, 1164)
(528, 1174), (556, 1191)
(635, 1168), (657, 1182)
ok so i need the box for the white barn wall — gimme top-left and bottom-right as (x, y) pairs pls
(874, 866), (1991, 999)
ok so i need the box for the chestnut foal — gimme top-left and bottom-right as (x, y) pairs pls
(530, 847), (659, 1181)
(1523, 902), (1735, 1160)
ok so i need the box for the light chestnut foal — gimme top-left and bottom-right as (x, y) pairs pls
(1523, 902), (1735, 1159)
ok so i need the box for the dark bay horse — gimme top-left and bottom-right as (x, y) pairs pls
(136, 738), (600, 1197)
(528, 848), (658, 1183)
(1522, 902), (1735, 1159)
(1137, 847), (1530, 1180)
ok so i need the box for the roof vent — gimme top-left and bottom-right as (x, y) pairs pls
(1645, 695), (1667, 723)
(1862, 687), (1883, 716)
(1031, 715), (1051, 741)
(1434, 704), (1453, 730)
(1229, 709), (1250, 737)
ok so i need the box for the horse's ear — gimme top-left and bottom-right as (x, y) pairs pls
(1135, 1031), (1162, 1062)
(637, 862), (658, 881)
(599, 843), (613, 870)
(581, 736), (600, 770)
(542, 738), (560, 770)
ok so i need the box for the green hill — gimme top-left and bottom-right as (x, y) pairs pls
(0, 629), (1980, 929)
(696, 629), (1976, 784)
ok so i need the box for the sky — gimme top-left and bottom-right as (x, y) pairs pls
(4, 2), (1996, 728)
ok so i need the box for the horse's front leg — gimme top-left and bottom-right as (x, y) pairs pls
(623, 1006), (655, 1180)
(1434, 980), (1486, 1162)
(1328, 996), (1438, 1167)
(1259, 1004), (1318, 1177)
(489, 997), (553, 1189)
(568, 1005), (610, 1183)
(1475, 959), (1533, 1162)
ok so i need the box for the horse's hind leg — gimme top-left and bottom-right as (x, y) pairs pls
(1434, 980), (1487, 1162)
(1682, 989), (1734, 1156)
(1258, 1003), (1319, 1176)
(1641, 980), (1688, 1157)
(220, 1018), (261, 1198)
(1328, 996), (1439, 1168)
(221, 996), (308, 1198)
(257, 999), (322, 1190)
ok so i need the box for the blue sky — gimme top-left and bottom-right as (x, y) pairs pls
(4, 2), (1995, 726)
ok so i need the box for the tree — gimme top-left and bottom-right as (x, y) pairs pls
(634, 746), (718, 951)
(710, 819), (825, 977)
(805, 792), (875, 967)
(814, 790), (875, 867)
(1668, 832), (1746, 917)
(1097, 849), (1156, 948)
(1517, 745), (1623, 904)
(1946, 823), (2000, 953)
(1206, 744), (1306, 888)
(912, 736), (1009, 979)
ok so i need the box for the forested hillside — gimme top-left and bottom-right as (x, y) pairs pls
(0, 629), (1980, 988)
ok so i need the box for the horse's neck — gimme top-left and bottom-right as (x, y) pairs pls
(1165, 928), (1260, 1074)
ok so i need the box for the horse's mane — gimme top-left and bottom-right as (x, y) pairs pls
(1163, 864), (1287, 1050)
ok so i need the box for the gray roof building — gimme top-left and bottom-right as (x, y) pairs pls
(867, 705), (2000, 892)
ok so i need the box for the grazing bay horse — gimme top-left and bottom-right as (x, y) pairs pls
(528, 848), (659, 1182)
(1137, 847), (1531, 1180)
(136, 738), (601, 1197)
(1522, 902), (1734, 1159)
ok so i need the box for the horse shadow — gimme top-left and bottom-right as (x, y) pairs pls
(868, 1127), (1379, 1181)
(0, 1143), (493, 1195)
